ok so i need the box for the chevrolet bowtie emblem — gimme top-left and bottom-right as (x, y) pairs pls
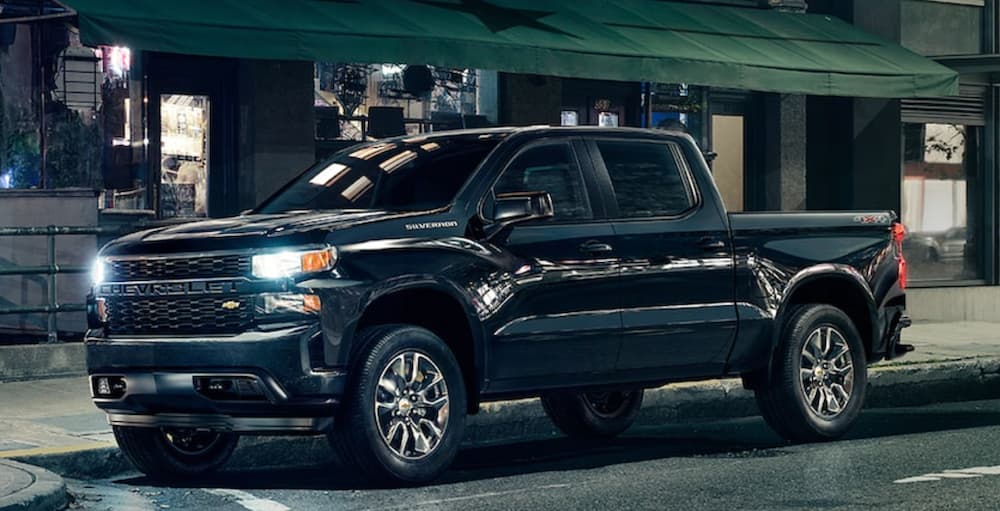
(220, 300), (241, 310)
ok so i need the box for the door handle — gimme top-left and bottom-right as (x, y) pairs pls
(697, 238), (726, 251)
(579, 240), (614, 254)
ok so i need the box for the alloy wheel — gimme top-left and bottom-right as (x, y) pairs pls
(798, 325), (855, 418)
(374, 351), (450, 460)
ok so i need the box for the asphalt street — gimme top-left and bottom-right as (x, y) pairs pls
(67, 399), (1000, 511)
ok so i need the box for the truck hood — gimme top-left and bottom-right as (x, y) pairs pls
(144, 210), (398, 240)
(102, 210), (427, 255)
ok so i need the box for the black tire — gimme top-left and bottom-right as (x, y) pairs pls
(755, 304), (868, 443)
(329, 325), (467, 485)
(112, 426), (238, 479)
(541, 389), (643, 438)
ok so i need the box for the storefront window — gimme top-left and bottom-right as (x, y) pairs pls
(649, 84), (705, 143)
(314, 62), (482, 147)
(159, 94), (209, 218)
(901, 122), (982, 282)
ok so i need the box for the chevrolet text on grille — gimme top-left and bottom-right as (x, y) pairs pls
(98, 281), (238, 296)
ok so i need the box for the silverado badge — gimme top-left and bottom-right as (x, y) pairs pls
(220, 300), (241, 310)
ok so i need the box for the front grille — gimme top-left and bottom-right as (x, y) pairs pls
(108, 255), (250, 281)
(105, 295), (253, 336)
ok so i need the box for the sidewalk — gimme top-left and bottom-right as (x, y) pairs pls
(0, 459), (66, 511)
(1, 321), (999, 487)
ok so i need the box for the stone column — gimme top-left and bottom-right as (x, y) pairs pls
(761, 94), (808, 211)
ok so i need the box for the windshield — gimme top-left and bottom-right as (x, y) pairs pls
(256, 134), (504, 213)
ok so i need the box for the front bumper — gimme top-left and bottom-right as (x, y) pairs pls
(87, 323), (348, 430)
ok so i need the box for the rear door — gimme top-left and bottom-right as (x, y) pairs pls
(484, 139), (622, 390)
(585, 137), (737, 376)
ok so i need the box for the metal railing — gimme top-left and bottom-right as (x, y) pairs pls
(0, 225), (108, 343)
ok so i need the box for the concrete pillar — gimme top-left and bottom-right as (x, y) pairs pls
(477, 70), (499, 125)
(761, 94), (807, 210)
(806, 0), (903, 213)
(237, 60), (316, 210)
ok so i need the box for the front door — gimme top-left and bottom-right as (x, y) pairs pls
(484, 140), (621, 390)
(585, 137), (737, 377)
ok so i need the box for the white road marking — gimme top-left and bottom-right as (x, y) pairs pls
(205, 489), (290, 511)
(894, 465), (1000, 483)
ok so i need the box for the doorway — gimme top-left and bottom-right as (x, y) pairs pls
(711, 114), (745, 212)
(146, 54), (237, 219)
(709, 91), (760, 212)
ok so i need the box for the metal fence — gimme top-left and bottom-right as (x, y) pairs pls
(0, 225), (107, 343)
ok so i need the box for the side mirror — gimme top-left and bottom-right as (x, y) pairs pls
(491, 191), (554, 226)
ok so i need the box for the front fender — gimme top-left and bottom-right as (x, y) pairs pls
(331, 275), (489, 391)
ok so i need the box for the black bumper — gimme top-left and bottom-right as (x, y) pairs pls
(86, 323), (348, 431)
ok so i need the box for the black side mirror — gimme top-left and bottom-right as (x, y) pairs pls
(491, 191), (554, 225)
(482, 191), (554, 240)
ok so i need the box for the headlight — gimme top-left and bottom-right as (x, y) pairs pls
(91, 258), (107, 285)
(251, 247), (337, 279)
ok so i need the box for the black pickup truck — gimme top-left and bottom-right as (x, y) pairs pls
(87, 127), (910, 484)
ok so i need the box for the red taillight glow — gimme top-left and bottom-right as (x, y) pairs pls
(892, 222), (906, 243)
(893, 222), (907, 290)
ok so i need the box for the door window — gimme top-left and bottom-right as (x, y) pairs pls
(493, 144), (592, 222)
(596, 140), (695, 218)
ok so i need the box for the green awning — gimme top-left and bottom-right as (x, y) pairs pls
(64, 0), (958, 98)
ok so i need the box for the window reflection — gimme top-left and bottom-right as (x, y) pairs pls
(901, 123), (981, 282)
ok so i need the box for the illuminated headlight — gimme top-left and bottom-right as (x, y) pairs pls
(251, 247), (337, 279)
(91, 258), (107, 285)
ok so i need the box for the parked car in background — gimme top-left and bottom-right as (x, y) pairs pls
(937, 226), (968, 262)
(903, 232), (942, 262)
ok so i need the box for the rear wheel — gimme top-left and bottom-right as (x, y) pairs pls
(755, 304), (868, 443)
(541, 389), (643, 438)
(329, 325), (466, 484)
(112, 426), (238, 479)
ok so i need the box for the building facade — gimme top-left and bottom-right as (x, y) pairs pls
(0, 0), (993, 326)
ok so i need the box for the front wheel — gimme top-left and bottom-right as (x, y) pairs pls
(755, 304), (868, 443)
(541, 389), (643, 438)
(112, 426), (238, 479)
(329, 325), (466, 485)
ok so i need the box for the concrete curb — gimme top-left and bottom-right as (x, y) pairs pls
(0, 344), (86, 382)
(0, 459), (67, 511)
(16, 356), (1000, 480)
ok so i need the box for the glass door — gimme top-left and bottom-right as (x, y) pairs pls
(158, 94), (210, 218)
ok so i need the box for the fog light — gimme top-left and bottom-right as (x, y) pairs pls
(92, 376), (126, 398)
(96, 377), (110, 396)
(194, 376), (266, 401)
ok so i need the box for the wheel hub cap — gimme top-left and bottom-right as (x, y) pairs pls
(799, 325), (855, 419)
(374, 351), (450, 460)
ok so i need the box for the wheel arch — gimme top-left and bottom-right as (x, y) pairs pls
(352, 281), (485, 413)
(777, 266), (879, 361)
